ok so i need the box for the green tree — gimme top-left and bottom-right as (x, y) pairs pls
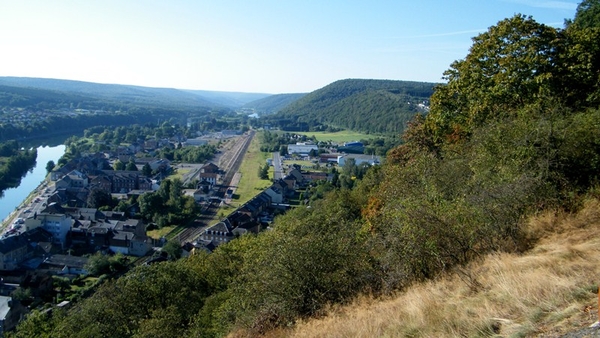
(84, 253), (111, 276)
(125, 159), (138, 171)
(113, 159), (125, 171)
(142, 162), (152, 176)
(162, 240), (183, 260)
(45, 160), (55, 173)
(258, 163), (269, 180)
(427, 15), (561, 144)
(87, 188), (113, 208)
(568, 0), (600, 29)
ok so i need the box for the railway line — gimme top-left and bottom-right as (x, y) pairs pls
(173, 130), (255, 244)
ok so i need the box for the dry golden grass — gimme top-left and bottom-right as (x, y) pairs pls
(280, 199), (600, 338)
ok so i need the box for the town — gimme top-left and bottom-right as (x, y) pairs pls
(0, 126), (380, 334)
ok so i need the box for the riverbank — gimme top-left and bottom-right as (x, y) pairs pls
(0, 178), (49, 230)
(0, 145), (66, 227)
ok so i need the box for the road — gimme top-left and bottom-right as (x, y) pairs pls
(272, 152), (284, 180)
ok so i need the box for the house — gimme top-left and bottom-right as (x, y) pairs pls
(271, 179), (292, 197)
(25, 210), (72, 248)
(283, 168), (304, 190)
(98, 170), (153, 193)
(181, 240), (218, 256)
(201, 220), (234, 245)
(55, 170), (89, 189)
(199, 163), (219, 185)
(71, 219), (116, 249)
(40, 255), (89, 275)
(0, 236), (28, 271)
(89, 175), (112, 194)
(237, 192), (271, 219)
(0, 296), (26, 335)
(108, 219), (151, 257)
(193, 181), (212, 202)
(144, 139), (159, 150)
(148, 159), (171, 172)
(232, 220), (261, 237)
(263, 186), (284, 204)
(0, 228), (53, 271)
(286, 168), (304, 183)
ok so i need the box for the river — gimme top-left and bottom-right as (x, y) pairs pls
(0, 144), (66, 223)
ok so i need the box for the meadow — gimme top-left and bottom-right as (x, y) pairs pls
(293, 130), (375, 143)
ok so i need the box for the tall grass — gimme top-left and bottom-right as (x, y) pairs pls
(284, 199), (600, 337)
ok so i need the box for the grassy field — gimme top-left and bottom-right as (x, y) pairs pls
(293, 130), (376, 143)
(230, 133), (272, 208)
(168, 167), (191, 182)
(147, 226), (175, 240)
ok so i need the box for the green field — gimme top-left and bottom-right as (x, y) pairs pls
(147, 225), (175, 240)
(293, 130), (376, 143)
(230, 134), (272, 208)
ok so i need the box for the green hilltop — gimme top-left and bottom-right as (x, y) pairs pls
(262, 78), (436, 134)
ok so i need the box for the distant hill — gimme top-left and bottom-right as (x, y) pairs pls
(183, 89), (271, 108)
(264, 79), (437, 134)
(0, 77), (269, 109)
(242, 93), (307, 115)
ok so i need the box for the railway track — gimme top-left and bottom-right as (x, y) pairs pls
(173, 130), (255, 244)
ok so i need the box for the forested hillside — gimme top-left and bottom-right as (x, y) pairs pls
(262, 79), (435, 134)
(9, 1), (600, 337)
(183, 89), (271, 108)
(0, 77), (218, 109)
(242, 93), (306, 115)
(0, 80), (243, 142)
(0, 77), (270, 109)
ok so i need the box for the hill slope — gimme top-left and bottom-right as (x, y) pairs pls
(0, 77), (269, 109)
(263, 79), (436, 134)
(282, 199), (600, 337)
(242, 93), (306, 115)
(182, 89), (271, 108)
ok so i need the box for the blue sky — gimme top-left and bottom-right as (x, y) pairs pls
(0, 0), (579, 94)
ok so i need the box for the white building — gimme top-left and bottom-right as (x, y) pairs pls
(337, 154), (381, 167)
(287, 143), (318, 156)
(25, 213), (72, 249)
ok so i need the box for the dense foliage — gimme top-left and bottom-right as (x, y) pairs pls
(0, 78), (249, 142)
(262, 79), (435, 134)
(10, 3), (600, 337)
(242, 93), (306, 115)
(0, 141), (37, 195)
(138, 178), (198, 228)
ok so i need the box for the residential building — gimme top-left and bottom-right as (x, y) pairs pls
(25, 212), (72, 249)
(0, 296), (26, 335)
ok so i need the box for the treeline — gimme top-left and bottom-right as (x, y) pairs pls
(0, 141), (37, 195)
(10, 2), (600, 337)
(137, 178), (198, 228)
(0, 109), (192, 143)
(242, 93), (306, 115)
(0, 82), (238, 142)
(260, 79), (435, 134)
(62, 123), (218, 165)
